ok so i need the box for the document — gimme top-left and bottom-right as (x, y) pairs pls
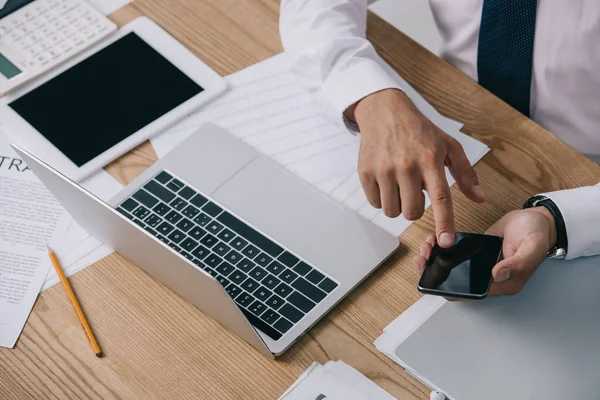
(280, 360), (397, 400)
(151, 53), (490, 237)
(0, 135), (70, 348)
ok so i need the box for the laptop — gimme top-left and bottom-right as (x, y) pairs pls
(13, 123), (400, 357)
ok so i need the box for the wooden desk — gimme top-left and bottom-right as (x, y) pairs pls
(2, 1), (598, 398)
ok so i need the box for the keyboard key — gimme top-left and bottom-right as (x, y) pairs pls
(318, 278), (338, 293)
(133, 219), (145, 228)
(117, 207), (133, 220)
(167, 229), (186, 244)
(200, 234), (218, 248)
(176, 218), (194, 232)
(287, 291), (316, 313)
(225, 284), (242, 299)
(216, 276), (230, 287)
(168, 243), (182, 252)
(165, 210), (182, 224)
(223, 250), (242, 264)
(265, 261), (285, 276)
(231, 237), (249, 251)
(206, 221), (224, 235)
(260, 309), (281, 325)
(157, 221), (175, 235)
(254, 286), (271, 302)
(265, 294), (285, 310)
(306, 270), (325, 285)
(274, 282), (293, 298)
(191, 245), (210, 260)
(190, 193), (208, 208)
(293, 261), (312, 276)
(292, 277), (327, 303)
(236, 292), (254, 307)
(278, 251), (299, 268)
(218, 212), (283, 257)
(170, 198), (187, 211)
(153, 203), (170, 216)
(157, 235), (169, 244)
(280, 270), (298, 284)
(248, 300), (267, 317)
(192, 258), (205, 268)
(182, 205), (200, 219)
(178, 186), (196, 200)
(205, 254), (222, 268)
(180, 238), (198, 252)
(241, 278), (260, 293)
(254, 253), (273, 267)
(273, 317), (293, 334)
(262, 274), (281, 290)
(167, 179), (184, 192)
(280, 303), (304, 322)
(241, 309), (282, 340)
(241, 244), (260, 259)
(249, 266), (268, 282)
(237, 258), (256, 273)
(155, 171), (172, 184)
(217, 228), (235, 243)
(216, 261), (235, 277)
(144, 181), (175, 203)
(205, 268), (218, 278)
(229, 271), (247, 285)
(203, 202), (222, 217)
(189, 226), (206, 241)
(193, 212), (211, 227)
(133, 206), (150, 220)
(133, 189), (159, 208)
(144, 214), (162, 227)
(181, 251), (194, 261)
(121, 198), (139, 212)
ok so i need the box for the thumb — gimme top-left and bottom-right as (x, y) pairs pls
(445, 137), (486, 203)
(491, 238), (544, 282)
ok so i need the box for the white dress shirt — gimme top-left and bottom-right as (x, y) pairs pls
(280, 0), (600, 259)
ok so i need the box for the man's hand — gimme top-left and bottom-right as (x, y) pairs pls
(350, 89), (486, 247)
(414, 207), (557, 296)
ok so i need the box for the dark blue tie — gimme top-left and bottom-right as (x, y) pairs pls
(477, 0), (538, 117)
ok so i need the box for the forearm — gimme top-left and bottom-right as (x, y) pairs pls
(279, 0), (402, 118)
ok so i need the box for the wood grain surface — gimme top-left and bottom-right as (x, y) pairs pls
(1, 1), (598, 399)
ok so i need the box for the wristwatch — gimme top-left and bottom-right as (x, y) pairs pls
(523, 196), (568, 259)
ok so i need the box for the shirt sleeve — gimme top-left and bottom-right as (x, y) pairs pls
(540, 184), (600, 259)
(279, 0), (404, 124)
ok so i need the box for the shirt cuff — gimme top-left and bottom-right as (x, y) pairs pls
(541, 186), (600, 259)
(321, 57), (403, 131)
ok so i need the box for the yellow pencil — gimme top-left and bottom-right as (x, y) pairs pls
(47, 246), (103, 357)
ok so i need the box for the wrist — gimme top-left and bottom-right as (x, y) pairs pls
(350, 88), (409, 128)
(529, 206), (558, 249)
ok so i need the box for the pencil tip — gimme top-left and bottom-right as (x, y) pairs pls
(47, 246), (52, 254)
(96, 352), (104, 358)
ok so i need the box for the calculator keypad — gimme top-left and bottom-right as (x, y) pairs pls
(0, 0), (116, 94)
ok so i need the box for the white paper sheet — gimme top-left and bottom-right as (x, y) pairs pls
(0, 133), (71, 348)
(280, 360), (397, 400)
(88, 0), (132, 15)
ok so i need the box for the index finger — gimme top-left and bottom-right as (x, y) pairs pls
(424, 167), (455, 248)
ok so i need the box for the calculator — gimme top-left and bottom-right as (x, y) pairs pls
(0, 0), (116, 95)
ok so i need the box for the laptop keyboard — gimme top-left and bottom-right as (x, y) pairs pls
(116, 170), (339, 341)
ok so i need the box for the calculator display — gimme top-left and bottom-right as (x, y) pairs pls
(0, 52), (21, 78)
(8, 32), (203, 166)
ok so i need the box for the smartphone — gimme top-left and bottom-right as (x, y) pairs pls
(417, 232), (503, 300)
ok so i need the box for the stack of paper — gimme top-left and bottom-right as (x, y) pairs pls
(0, 132), (122, 348)
(280, 360), (398, 400)
(151, 53), (489, 237)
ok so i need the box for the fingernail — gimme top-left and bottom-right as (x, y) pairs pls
(474, 185), (486, 200)
(439, 232), (453, 247)
(496, 268), (511, 282)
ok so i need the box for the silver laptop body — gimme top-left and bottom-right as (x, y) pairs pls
(14, 123), (399, 356)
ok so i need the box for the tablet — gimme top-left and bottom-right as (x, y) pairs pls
(0, 17), (227, 181)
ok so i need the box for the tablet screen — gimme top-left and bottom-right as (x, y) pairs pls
(9, 32), (203, 166)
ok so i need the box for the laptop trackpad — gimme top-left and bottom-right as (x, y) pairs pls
(212, 157), (341, 253)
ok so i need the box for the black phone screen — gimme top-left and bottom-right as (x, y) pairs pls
(418, 232), (503, 298)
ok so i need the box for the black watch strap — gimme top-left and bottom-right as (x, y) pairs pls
(523, 195), (568, 255)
